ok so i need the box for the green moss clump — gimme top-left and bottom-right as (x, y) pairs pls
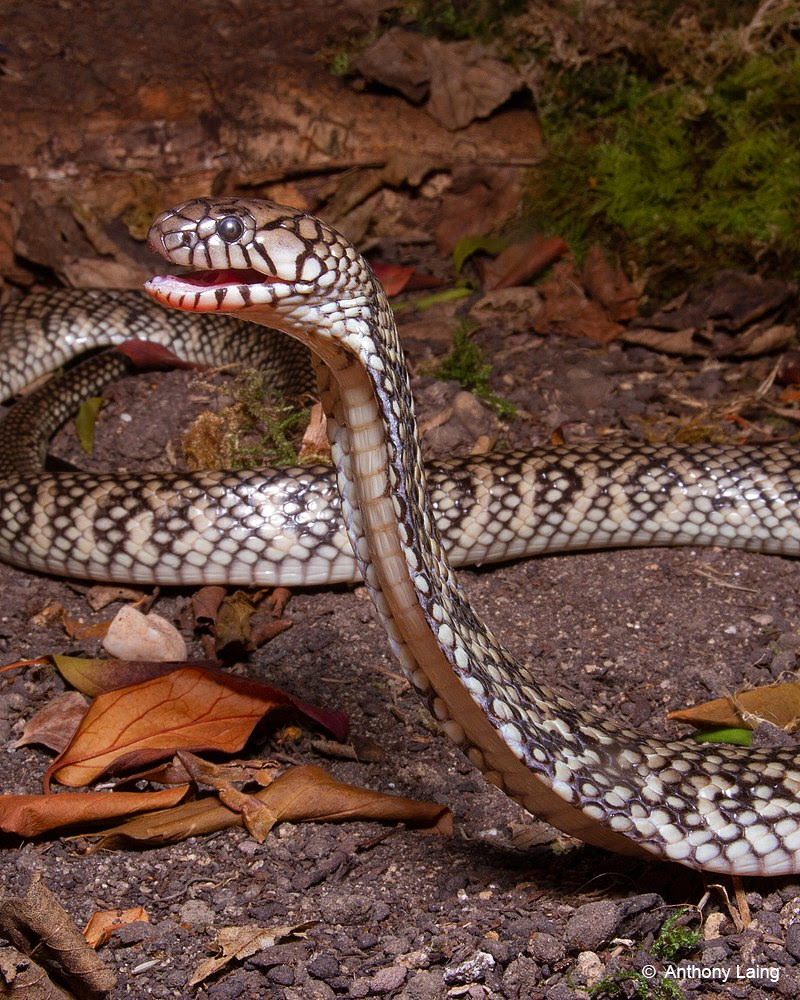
(651, 909), (702, 961)
(531, 48), (800, 289)
(433, 324), (516, 419)
(184, 369), (310, 471)
(591, 970), (681, 1000)
(402, 0), (527, 42)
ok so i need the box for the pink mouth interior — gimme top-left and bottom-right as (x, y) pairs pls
(179, 268), (275, 287)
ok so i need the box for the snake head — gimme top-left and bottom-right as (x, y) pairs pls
(145, 196), (367, 315)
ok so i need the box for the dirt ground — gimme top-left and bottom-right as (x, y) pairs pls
(3, 313), (800, 999)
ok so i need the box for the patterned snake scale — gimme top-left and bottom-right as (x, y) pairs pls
(3, 197), (800, 873)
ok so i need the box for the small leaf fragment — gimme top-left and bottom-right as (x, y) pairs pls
(83, 908), (149, 950)
(188, 921), (316, 986)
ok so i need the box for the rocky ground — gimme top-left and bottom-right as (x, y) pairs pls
(2, 310), (800, 999)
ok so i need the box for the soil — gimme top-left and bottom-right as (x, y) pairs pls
(2, 315), (800, 1000)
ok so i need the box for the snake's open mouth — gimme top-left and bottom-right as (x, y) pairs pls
(145, 268), (281, 313)
(178, 268), (269, 287)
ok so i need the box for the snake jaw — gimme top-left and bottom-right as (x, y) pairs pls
(145, 269), (293, 313)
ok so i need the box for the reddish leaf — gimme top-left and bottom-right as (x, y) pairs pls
(480, 235), (568, 290)
(115, 339), (202, 369)
(370, 261), (444, 296)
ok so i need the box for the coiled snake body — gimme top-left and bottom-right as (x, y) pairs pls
(3, 197), (800, 874)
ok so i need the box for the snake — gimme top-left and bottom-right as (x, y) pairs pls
(3, 198), (800, 875)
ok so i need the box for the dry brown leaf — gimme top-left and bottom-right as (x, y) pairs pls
(175, 750), (280, 788)
(85, 585), (149, 612)
(582, 244), (639, 321)
(354, 27), (430, 102)
(47, 666), (347, 788)
(298, 401), (331, 461)
(60, 613), (111, 642)
(0, 787), (190, 837)
(102, 605), (186, 661)
(621, 325), (707, 356)
(83, 908), (148, 950)
(0, 943), (71, 999)
(731, 322), (794, 358)
(425, 39), (523, 130)
(479, 235), (568, 291)
(668, 681), (800, 731)
(14, 692), (89, 752)
(93, 764), (452, 848)
(192, 586), (227, 629)
(188, 921), (316, 987)
(468, 287), (543, 335)
(214, 590), (263, 650)
(532, 258), (623, 343)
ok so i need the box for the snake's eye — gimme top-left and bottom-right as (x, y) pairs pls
(216, 216), (245, 243)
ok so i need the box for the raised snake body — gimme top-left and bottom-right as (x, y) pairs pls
(3, 197), (800, 873)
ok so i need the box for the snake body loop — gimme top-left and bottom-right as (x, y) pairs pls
(3, 198), (800, 873)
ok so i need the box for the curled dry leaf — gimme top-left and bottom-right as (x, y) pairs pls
(92, 763), (452, 849)
(479, 235), (568, 291)
(102, 605), (187, 661)
(46, 666), (348, 788)
(14, 692), (89, 752)
(0, 944), (71, 999)
(0, 787), (190, 837)
(0, 875), (116, 997)
(83, 908), (148, 950)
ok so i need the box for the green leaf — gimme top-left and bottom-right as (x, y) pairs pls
(415, 287), (472, 311)
(693, 727), (753, 747)
(75, 396), (106, 454)
(452, 233), (507, 275)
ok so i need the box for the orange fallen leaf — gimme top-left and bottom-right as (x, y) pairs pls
(84, 907), (149, 949)
(46, 666), (348, 789)
(0, 786), (190, 837)
(668, 681), (800, 731)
